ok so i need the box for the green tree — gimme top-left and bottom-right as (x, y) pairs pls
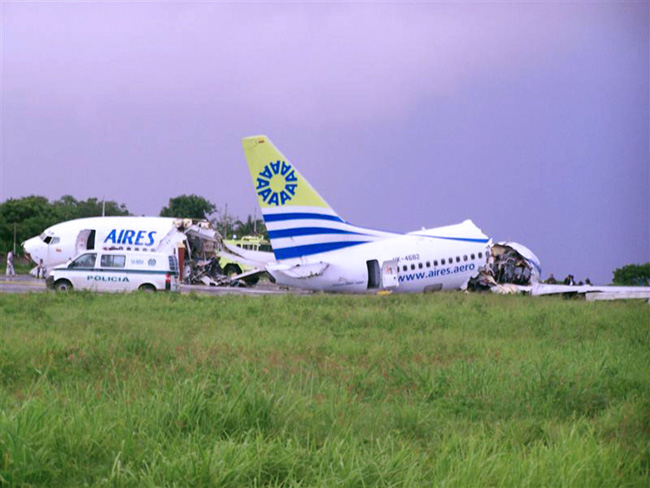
(0, 196), (55, 253)
(160, 195), (216, 220)
(52, 195), (129, 221)
(612, 263), (650, 286)
(233, 214), (267, 239)
(0, 195), (130, 254)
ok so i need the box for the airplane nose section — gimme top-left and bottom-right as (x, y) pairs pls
(22, 237), (41, 264)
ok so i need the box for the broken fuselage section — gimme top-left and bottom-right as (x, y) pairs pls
(22, 216), (264, 287)
(468, 241), (542, 292)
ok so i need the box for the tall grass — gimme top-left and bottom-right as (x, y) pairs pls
(1, 292), (649, 486)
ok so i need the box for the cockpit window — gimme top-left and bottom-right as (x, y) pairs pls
(40, 234), (59, 245)
(70, 253), (97, 268)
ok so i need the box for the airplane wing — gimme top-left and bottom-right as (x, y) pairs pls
(267, 261), (329, 279)
(492, 282), (650, 301)
(531, 283), (650, 300)
(222, 242), (275, 267)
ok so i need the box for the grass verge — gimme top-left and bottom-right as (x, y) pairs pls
(1, 292), (649, 486)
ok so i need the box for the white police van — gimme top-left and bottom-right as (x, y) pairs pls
(46, 250), (180, 293)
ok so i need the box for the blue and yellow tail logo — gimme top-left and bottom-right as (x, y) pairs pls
(242, 135), (330, 209)
(256, 161), (299, 206)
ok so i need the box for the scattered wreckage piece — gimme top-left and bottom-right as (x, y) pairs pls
(164, 220), (263, 288)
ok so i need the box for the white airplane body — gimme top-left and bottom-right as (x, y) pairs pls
(22, 216), (213, 273)
(241, 135), (500, 294)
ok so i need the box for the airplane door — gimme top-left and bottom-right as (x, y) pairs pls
(381, 259), (399, 289)
(366, 260), (380, 289)
(75, 230), (96, 254)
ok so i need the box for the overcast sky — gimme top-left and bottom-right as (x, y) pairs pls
(1, 1), (648, 284)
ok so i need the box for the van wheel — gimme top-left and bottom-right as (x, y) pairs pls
(224, 264), (242, 277)
(54, 279), (73, 292)
(139, 284), (156, 293)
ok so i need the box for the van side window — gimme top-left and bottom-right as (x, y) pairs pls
(101, 255), (126, 268)
(70, 253), (97, 268)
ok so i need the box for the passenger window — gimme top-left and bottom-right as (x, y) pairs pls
(463, 255), (468, 262)
(70, 253), (97, 268)
(441, 259), (445, 265)
(471, 254), (475, 260)
(456, 257), (460, 263)
(100, 255), (126, 268)
(434, 260), (438, 266)
(478, 252), (483, 259)
(418, 263), (423, 269)
(426, 261), (430, 268)
(411, 264), (415, 270)
(403, 265), (407, 272)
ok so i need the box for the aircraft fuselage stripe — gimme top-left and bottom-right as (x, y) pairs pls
(412, 234), (490, 244)
(268, 227), (367, 239)
(263, 212), (345, 223)
(273, 241), (368, 260)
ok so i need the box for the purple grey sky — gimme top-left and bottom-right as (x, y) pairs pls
(2, 2), (648, 284)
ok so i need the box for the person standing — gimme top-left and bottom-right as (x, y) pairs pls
(6, 250), (16, 278)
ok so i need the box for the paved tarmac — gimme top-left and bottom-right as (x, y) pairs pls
(0, 275), (303, 296)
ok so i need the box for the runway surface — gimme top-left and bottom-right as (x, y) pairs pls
(0, 275), (304, 296)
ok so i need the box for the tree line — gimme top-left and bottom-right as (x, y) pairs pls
(0, 194), (266, 254)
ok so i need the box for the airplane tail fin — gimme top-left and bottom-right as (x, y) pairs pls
(241, 135), (392, 261)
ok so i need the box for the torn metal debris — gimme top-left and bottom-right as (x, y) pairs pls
(467, 242), (541, 293)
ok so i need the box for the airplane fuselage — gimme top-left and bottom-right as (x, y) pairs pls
(22, 216), (185, 271)
(268, 225), (491, 294)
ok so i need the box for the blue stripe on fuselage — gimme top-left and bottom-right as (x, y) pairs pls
(412, 234), (490, 244)
(268, 227), (368, 239)
(263, 212), (345, 223)
(273, 241), (368, 260)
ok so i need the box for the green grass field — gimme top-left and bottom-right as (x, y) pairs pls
(1, 292), (649, 487)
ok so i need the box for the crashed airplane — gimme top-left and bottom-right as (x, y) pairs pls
(241, 135), (650, 300)
(241, 135), (509, 293)
(21, 216), (255, 286)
